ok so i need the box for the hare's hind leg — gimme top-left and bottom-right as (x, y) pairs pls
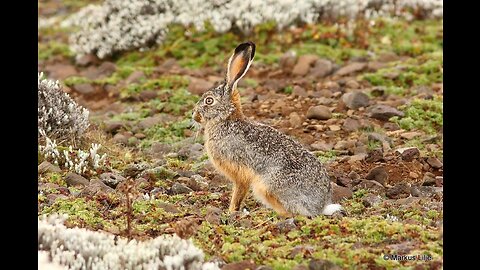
(264, 192), (292, 218)
(252, 180), (291, 217)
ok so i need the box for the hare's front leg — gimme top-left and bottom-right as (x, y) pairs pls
(229, 182), (249, 212)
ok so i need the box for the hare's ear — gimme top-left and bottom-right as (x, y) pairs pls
(225, 41), (255, 93)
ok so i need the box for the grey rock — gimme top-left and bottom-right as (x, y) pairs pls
(100, 172), (126, 188)
(309, 59), (333, 78)
(148, 142), (173, 158)
(306, 105), (332, 120)
(366, 148), (384, 163)
(354, 180), (385, 193)
(139, 115), (175, 130)
(368, 104), (404, 121)
(263, 79), (287, 92)
(410, 186), (441, 198)
(362, 194), (383, 207)
(139, 90), (158, 101)
(205, 206), (222, 224)
(96, 62), (117, 79)
(125, 71), (145, 84)
(104, 120), (125, 134)
(141, 166), (177, 180)
(400, 131), (422, 140)
(112, 133), (128, 145)
(332, 182), (353, 203)
(342, 118), (361, 131)
(65, 172), (90, 187)
(157, 202), (180, 213)
(335, 62), (367, 76)
(435, 176), (443, 186)
(75, 54), (98, 66)
(337, 177), (352, 187)
(81, 178), (114, 197)
(348, 171), (360, 180)
(345, 80), (360, 89)
(135, 133), (146, 139)
(292, 54), (319, 76)
(44, 63), (77, 80)
(342, 91), (370, 109)
(309, 259), (342, 270)
(292, 85), (308, 97)
(276, 218), (296, 232)
(311, 141), (333, 151)
(386, 183), (410, 199)
(317, 89), (333, 98)
(422, 172), (436, 186)
(279, 50), (298, 70)
(365, 166), (388, 186)
(38, 161), (61, 174)
(123, 163), (150, 178)
(178, 143), (204, 160)
(170, 183), (193, 194)
(289, 112), (303, 128)
(368, 132), (392, 144)
(383, 122), (400, 131)
(334, 140), (355, 151)
(47, 194), (68, 204)
(289, 245), (315, 259)
(73, 83), (95, 95)
(396, 147), (420, 162)
(426, 157), (443, 169)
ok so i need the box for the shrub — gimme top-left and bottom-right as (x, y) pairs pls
(38, 214), (219, 270)
(63, 0), (443, 59)
(38, 72), (89, 141)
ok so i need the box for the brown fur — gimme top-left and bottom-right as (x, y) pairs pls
(228, 89), (244, 119)
(205, 138), (289, 214)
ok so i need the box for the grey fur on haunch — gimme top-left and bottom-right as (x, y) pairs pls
(192, 42), (340, 217)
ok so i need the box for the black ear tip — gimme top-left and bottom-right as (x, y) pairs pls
(235, 41), (256, 59)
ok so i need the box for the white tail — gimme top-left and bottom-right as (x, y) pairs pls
(322, 204), (343, 215)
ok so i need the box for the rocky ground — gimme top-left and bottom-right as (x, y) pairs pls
(38, 1), (443, 269)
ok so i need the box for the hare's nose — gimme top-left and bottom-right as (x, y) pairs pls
(192, 111), (202, 123)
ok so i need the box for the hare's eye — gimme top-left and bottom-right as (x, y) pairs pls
(205, 97), (214, 105)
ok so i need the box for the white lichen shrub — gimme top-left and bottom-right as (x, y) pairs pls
(38, 130), (107, 174)
(38, 215), (219, 270)
(38, 72), (89, 141)
(39, 251), (67, 270)
(62, 0), (443, 59)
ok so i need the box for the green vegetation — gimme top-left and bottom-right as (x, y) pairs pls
(141, 119), (192, 147)
(38, 41), (73, 60)
(315, 150), (338, 163)
(391, 96), (443, 134)
(362, 52), (442, 88)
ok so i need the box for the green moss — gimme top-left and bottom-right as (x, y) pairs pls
(46, 172), (66, 186)
(367, 140), (381, 151)
(120, 75), (190, 100)
(315, 150), (338, 163)
(391, 96), (443, 134)
(362, 52), (442, 88)
(141, 118), (192, 147)
(40, 198), (110, 228)
(38, 41), (73, 60)
(283, 86), (293, 94)
(63, 76), (92, 86)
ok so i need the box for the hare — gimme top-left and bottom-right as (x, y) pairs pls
(192, 42), (342, 217)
